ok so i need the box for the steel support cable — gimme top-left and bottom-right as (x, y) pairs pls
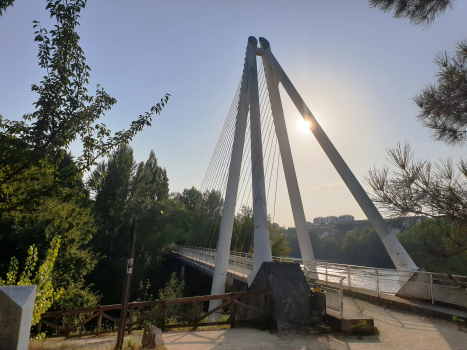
(205, 89), (238, 194)
(231, 114), (254, 252)
(231, 114), (252, 252)
(200, 81), (241, 192)
(197, 87), (240, 252)
(193, 82), (241, 249)
(200, 97), (238, 194)
(273, 150), (281, 224)
(213, 65), (267, 253)
(266, 134), (279, 204)
(201, 80), (241, 191)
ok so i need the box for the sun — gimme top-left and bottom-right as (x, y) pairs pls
(298, 119), (311, 132)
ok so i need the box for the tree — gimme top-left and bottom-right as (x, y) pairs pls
(269, 221), (292, 257)
(368, 0), (467, 277)
(0, 0), (169, 316)
(0, 0), (14, 15)
(89, 146), (183, 304)
(367, 143), (467, 272)
(414, 40), (467, 146)
(229, 206), (291, 257)
(369, 1), (466, 144)
(369, 0), (454, 27)
(0, 0), (169, 217)
(398, 219), (467, 276)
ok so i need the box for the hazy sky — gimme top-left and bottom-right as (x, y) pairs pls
(1, 1), (466, 227)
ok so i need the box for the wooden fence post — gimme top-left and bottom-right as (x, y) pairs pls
(194, 302), (199, 329)
(230, 298), (236, 328)
(97, 312), (102, 335)
(66, 315), (72, 339)
(128, 306), (134, 334)
(162, 303), (167, 331)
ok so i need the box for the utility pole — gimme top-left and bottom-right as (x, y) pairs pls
(116, 219), (137, 350)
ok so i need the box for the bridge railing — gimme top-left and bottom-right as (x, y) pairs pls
(174, 246), (467, 308)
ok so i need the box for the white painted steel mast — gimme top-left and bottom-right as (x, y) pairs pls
(208, 44), (250, 317)
(260, 41), (315, 268)
(246, 36), (273, 286)
(259, 37), (417, 272)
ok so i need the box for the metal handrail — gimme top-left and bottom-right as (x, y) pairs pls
(173, 245), (467, 306)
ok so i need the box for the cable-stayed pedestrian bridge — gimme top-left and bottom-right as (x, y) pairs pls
(172, 245), (467, 309)
(183, 37), (467, 316)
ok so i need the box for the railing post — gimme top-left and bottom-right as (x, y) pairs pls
(97, 311), (103, 336)
(233, 255), (237, 274)
(325, 263), (328, 286)
(347, 266), (351, 290)
(194, 302), (199, 329)
(230, 297), (236, 328)
(242, 260), (245, 277)
(376, 269), (380, 297)
(162, 303), (167, 331)
(340, 278), (344, 319)
(66, 314), (72, 339)
(128, 306), (134, 334)
(430, 273), (435, 305)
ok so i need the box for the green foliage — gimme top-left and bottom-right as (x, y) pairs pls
(228, 206), (291, 257)
(158, 272), (185, 300)
(368, 0), (467, 278)
(369, 0), (454, 27)
(285, 225), (394, 268)
(414, 40), (467, 146)
(0, 237), (63, 325)
(453, 316), (466, 327)
(0, 0), (169, 217)
(0, 192), (102, 311)
(123, 336), (138, 350)
(88, 146), (186, 304)
(137, 279), (155, 302)
(0, 0), (15, 16)
(398, 219), (467, 275)
(269, 221), (292, 257)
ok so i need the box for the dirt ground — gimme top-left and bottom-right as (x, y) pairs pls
(30, 296), (467, 350)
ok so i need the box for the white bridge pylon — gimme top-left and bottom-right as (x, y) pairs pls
(208, 36), (417, 315)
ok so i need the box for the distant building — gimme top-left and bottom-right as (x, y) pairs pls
(338, 214), (354, 222)
(313, 216), (338, 225)
(306, 221), (314, 228)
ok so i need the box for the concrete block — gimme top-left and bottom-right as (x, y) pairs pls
(0, 285), (37, 350)
(142, 325), (164, 348)
(246, 262), (310, 330)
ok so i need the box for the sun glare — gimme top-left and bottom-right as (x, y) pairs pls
(299, 119), (311, 132)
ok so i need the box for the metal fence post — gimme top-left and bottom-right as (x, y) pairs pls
(376, 269), (380, 297)
(325, 263), (328, 286)
(340, 278), (344, 319)
(348, 266), (351, 290)
(430, 273), (435, 305)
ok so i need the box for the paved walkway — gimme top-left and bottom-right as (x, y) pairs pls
(32, 296), (467, 349)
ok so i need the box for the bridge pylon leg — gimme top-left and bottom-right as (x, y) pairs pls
(246, 36), (273, 286)
(260, 41), (316, 271)
(208, 41), (250, 320)
(259, 37), (417, 273)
